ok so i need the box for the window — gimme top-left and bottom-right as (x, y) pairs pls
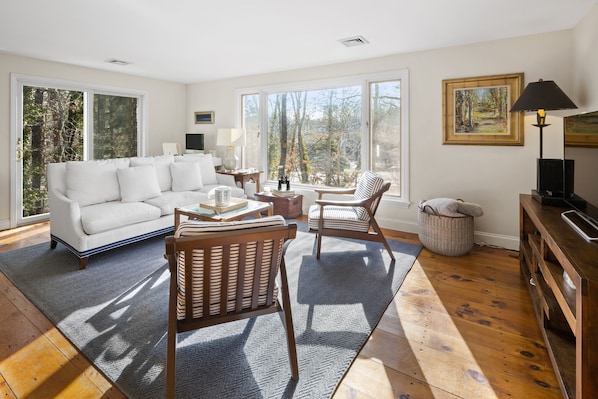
(239, 70), (409, 199)
(12, 74), (146, 223)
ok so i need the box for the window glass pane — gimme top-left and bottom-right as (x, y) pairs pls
(370, 80), (401, 195)
(22, 86), (84, 217)
(242, 94), (260, 169)
(267, 86), (361, 188)
(93, 94), (138, 159)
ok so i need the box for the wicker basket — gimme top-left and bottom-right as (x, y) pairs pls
(418, 206), (474, 256)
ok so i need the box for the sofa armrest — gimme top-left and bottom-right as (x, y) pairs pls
(49, 188), (87, 247)
(216, 173), (237, 187)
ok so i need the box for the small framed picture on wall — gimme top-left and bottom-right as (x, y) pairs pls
(194, 111), (214, 124)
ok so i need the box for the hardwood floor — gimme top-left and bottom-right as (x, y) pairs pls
(0, 221), (561, 398)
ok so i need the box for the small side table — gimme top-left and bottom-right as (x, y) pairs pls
(253, 192), (303, 219)
(217, 170), (262, 193)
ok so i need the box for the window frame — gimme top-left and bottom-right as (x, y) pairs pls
(9, 73), (148, 227)
(235, 69), (410, 205)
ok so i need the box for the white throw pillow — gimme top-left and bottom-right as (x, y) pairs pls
(66, 159), (128, 206)
(170, 161), (203, 191)
(130, 155), (174, 192)
(175, 154), (218, 185)
(117, 165), (162, 202)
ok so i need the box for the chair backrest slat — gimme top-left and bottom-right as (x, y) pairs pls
(219, 246), (230, 316)
(184, 250), (195, 321)
(251, 240), (264, 309)
(236, 243), (247, 313)
(266, 239), (282, 305)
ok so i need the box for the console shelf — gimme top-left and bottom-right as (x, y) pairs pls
(520, 194), (598, 399)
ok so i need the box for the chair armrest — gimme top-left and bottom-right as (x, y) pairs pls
(314, 187), (356, 199)
(315, 198), (367, 207)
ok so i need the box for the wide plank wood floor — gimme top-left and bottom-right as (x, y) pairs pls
(0, 220), (561, 398)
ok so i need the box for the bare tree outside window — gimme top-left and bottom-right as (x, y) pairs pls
(241, 76), (404, 196)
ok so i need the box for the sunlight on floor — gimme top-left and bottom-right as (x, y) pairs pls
(0, 332), (98, 398)
(394, 261), (499, 399)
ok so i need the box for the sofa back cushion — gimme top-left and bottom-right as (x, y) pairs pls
(170, 161), (203, 191)
(176, 154), (218, 185)
(66, 158), (129, 206)
(130, 155), (174, 192)
(117, 165), (162, 202)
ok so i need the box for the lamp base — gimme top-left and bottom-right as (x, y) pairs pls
(222, 146), (238, 171)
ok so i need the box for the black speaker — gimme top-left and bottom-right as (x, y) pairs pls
(537, 159), (564, 195)
(534, 159), (574, 205)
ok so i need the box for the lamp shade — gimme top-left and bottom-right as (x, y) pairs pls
(216, 128), (246, 147)
(510, 79), (577, 113)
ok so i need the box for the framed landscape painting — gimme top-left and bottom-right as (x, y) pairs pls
(443, 73), (524, 145)
(564, 110), (598, 147)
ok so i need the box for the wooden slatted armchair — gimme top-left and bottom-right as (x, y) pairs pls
(307, 170), (395, 261)
(164, 216), (298, 399)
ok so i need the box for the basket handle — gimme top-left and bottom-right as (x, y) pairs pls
(422, 204), (439, 216)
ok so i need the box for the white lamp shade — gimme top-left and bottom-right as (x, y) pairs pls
(217, 128), (246, 147)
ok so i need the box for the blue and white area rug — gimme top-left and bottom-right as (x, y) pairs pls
(0, 223), (421, 398)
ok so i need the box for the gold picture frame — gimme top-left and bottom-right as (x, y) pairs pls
(443, 73), (524, 145)
(194, 111), (214, 124)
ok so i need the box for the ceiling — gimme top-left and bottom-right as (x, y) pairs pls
(1, 0), (596, 84)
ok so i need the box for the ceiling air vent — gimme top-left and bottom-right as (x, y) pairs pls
(105, 58), (131, 66)
(338, 36), (369, 47)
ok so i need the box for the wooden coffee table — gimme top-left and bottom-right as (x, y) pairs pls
(174, 199), (273, 229)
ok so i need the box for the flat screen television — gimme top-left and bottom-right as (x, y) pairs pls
(562, 110), (598, 240)
(185, 133), (204, 152)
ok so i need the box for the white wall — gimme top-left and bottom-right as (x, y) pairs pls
(573, 3), (598, 111)
(0, 52), (187, 229)
(187, 30), (577, 250)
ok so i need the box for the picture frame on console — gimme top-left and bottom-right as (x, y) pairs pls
(442, 73), (524, 146)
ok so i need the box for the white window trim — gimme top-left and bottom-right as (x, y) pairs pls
(235, 69), (410, 206)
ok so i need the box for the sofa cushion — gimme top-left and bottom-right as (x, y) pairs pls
(66, 158), (129, 206)
(144, 190), (207, 216)
(130, 155), (174, 191)
(80, 201), (162, 235)
(117, 165), (162, 202)
(202, 184), (246, 199)
(176, 154), (218, 185)
(170, 162), (203, 191)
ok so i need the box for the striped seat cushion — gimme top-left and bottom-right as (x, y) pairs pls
(174, 216), (286, 320)
(308, 171), (384, 232)
(307, 204), (371, 232)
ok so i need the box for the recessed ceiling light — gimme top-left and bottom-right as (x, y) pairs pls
(338, 36), (369, 47)
(105, 58), (131, 66)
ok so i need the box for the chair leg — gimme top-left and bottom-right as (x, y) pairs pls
(316, 232), (322, 260)
(371, 219), (395, 261)
(279, 260), (299, 380)
(166, 276), (178, 398)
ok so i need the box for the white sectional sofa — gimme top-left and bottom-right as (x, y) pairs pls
(47, 153), (245, 269)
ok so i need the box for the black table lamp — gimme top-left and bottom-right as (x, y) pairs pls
(510, 79), (577, 203)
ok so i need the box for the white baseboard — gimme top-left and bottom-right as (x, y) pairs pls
(0, 218), (10, 231)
